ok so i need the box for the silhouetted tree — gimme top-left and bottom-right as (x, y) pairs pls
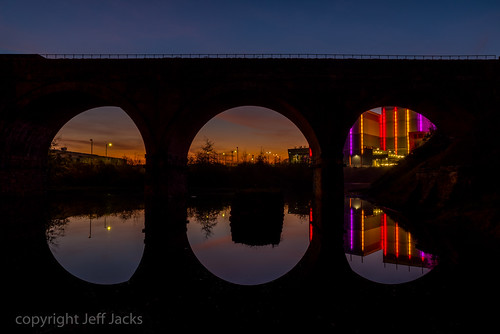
(194, 138), (217, 165)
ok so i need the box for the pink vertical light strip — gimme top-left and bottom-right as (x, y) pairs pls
(394, 107), (398, 154)
(418, 113), (423, 132)
(350, 208), (354, 250)
(349, 127), (353, 155)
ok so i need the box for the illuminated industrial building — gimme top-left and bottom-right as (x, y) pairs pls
(344, 197), (436, 269)
(344, 107), (435, 167)
(288, 147), (312, 164)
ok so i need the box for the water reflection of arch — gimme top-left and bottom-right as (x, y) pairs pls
(344, 197), (437, 269)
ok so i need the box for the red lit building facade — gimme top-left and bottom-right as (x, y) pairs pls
(344, 107), (435, 167)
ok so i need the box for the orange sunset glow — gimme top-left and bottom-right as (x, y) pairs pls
(54, 106), (309, 164)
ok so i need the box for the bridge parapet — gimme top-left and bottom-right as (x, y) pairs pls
(38, 53), (498, 60)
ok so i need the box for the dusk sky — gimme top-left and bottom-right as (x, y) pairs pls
(3, 1), (499, 159)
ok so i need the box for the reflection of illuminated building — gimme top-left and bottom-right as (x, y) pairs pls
(344, 198), (436, 268)
(344, 107), (435, 167)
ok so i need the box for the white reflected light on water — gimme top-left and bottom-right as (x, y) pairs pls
(47, 210), (145, 285)
(187, 205), (310, 285)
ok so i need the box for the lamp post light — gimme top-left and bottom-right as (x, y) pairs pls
(88, 215), (92, 238)
(105, 142), (112, 157)
(90, 139), (94, 166)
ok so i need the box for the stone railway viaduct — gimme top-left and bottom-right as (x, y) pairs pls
(2, 55), (499, 331)
(1, 55), (499, 201)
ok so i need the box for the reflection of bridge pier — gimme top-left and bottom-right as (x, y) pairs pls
(229, 190), (284, 246)
(344, 197), (436, 269)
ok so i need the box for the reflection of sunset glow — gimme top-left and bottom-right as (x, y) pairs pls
(46, 210), (145, 285)
(187, 203), (309, 285)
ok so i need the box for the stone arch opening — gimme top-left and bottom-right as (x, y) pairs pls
(165, 91), (321, 167)
(181, 102), (322, 194)
(48, 106), (147, 190)
(1, 83), (152, 195)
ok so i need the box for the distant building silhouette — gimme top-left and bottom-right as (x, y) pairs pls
(50, 148), (127, 166)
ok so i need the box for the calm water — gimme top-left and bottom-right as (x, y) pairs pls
(45, 196), (437, 285)
(46, 209), (145, 284)
(344, 197), (437, 284)
(187, 200), (311, 285)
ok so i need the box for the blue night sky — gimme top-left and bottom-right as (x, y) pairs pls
(2, 0), (499, 55)
(2, 1), (499, 158)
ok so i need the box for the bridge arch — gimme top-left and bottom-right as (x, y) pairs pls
(164, 87), (322, 165)
(1, 82), (153, 195)
(346, 86), (476, 139)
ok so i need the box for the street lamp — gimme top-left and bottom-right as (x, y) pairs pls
(105, 142), (112, 157)
(90, 139), (94, 166)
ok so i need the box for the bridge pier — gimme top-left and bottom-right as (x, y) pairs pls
(144, 152), (188, 201)
(0, 158), (45, 196)
(0, 117), (52, 197)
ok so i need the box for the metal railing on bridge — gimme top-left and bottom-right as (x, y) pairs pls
(40, 53), (498, 60)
